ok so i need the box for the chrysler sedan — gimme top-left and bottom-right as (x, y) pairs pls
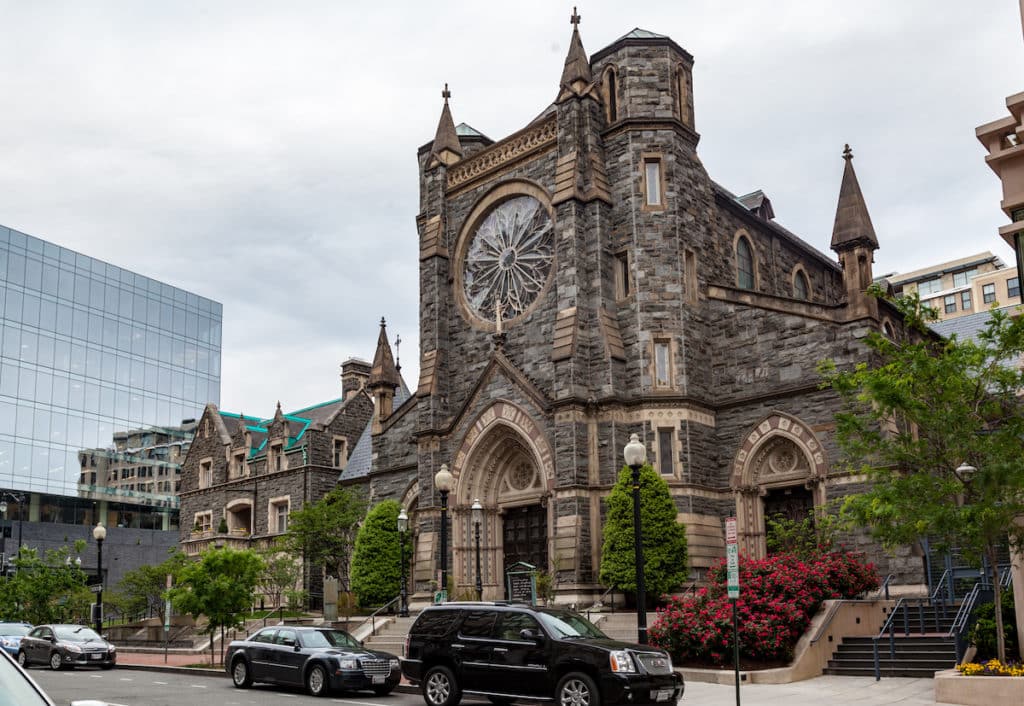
(226, 625), (401, 697)
(17, 624), (116, 670)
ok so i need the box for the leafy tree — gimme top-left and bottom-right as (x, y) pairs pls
(281, 486), (366, 591)
(0, 541), (90, 624)
(169, 547), (264, 665)
(599, 464), (689, 599)
(256, 544), (303, 611)
(765, 509), (840, 560)
(111, 549), (188, 623)
(819, 290), (1024, 662)
(350, 500), (411, 607)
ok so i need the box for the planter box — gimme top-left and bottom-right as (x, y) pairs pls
(935, 669), (1024, 705)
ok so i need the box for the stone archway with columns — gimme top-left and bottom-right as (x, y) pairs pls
(729, 412), (828, 558)
(447, 400), (555, 599)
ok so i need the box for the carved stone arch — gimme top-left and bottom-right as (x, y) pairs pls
(448, 400), (555, 598)
(730, 412), (828, 558)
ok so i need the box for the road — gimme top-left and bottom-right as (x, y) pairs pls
(27, 667), (941, 706)
(28, 668), (430, 706)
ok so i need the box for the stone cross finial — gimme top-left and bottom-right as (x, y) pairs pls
(395, 333), (401, 369)
(570, 6), (581, 27)
(442, 83), (451, 104)
(843, 144), (853, 161)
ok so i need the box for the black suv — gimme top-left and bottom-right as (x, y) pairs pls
(401, 602), (683, 706)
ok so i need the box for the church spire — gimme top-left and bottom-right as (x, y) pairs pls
(430, 83), (462, 167)
(368, 317), (401, 390)
(559, 7), (592, 96)
(830, 144), (879, 252)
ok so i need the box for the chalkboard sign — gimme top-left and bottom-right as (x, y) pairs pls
(505, 561), (537, 605)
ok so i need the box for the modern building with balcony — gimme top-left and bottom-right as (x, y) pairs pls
(885, 251), (1020, 321)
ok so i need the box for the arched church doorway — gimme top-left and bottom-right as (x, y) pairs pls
(730, 413), (827, 558)
(451, 401), (555, 600)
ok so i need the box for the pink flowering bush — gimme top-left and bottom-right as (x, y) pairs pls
(648, 552), (878, 665)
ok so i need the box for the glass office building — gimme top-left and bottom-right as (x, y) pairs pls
(0, 223), (222, 522)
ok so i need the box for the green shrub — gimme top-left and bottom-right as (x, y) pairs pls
(350, 500), (411, 607)
(969, 589), (1017, 660)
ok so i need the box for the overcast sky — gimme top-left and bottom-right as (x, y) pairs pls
(0, 1), (1021, 418)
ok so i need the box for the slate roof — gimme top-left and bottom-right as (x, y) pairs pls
(456, 123), (487, 138)
(930, 305), (1016, 342)
(339, 378), (412, 482)
(615, 28), (669, 41)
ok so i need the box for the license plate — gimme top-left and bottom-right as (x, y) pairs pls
(372, 675), (385, 684)
(90, 654), (102, 660)
(653, 689), (673, 702)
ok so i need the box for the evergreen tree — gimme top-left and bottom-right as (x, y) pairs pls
(599, 464), (688, 598)
(350, 500), (410, 607)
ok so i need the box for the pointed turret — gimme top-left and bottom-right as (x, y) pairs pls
(369, 318), (401, 431)
(831, 145), (879, 320)
(559, 8), (593, 100)
(430, 84), (462, 167)
(831, 144), (879, 251)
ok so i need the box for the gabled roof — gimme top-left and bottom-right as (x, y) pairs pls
(339, 378), (412, 482)
(615, 28), (668, 41)
(456, 122), (487, 138)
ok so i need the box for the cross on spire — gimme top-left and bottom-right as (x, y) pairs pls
(570, 6), (581, 27)
(843, 143), (853, 161)
(442, 83), (451, 104)
(394, 333), (401, 370)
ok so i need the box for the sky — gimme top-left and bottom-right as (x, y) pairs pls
(0, 1), (1021, 417)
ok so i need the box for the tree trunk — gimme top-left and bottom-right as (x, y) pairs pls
(989, 545), (1006, 663)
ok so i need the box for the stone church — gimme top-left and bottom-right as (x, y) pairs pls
(179, 16), (921, 604)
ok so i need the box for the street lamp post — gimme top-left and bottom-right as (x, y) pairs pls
(623, 433), (648, 645)
(397, 507), (409, 617)
(93, 522), (106, 636)
(434, 464), (454, 601)
(472, 499), (483, 601)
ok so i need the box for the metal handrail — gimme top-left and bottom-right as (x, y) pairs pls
(930, 569), (950, 601)
(948, 582), (982, 662)
(587, 585), (617, 621)
(880, 574), (895, 600)
(369, 596), (401, 637)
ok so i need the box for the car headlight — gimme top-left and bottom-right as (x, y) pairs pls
(389, 658), (400, 668)
(338, 657), (358, 670)
(0, 638), (14, 648)
(65, 644), (82, 653)
(108, 644), (116, 652)
(609, 650), (636, 673)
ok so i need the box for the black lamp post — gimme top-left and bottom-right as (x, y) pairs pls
(471, 499), (483, 601)
(0, 492), (26, 571)
(397, 507), (409, 617)
(93, 522), (106, 636)
(434, 464), (453, 600)
(623, 433), (648, 645)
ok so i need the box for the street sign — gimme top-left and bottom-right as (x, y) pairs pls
(89, 584), (103, 593)
(725, 517), (739, 599)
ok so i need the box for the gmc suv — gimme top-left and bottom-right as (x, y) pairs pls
(401, 602), (684, 706)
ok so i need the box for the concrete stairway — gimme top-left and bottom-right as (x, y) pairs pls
(592, 612), (640, 643)
(361, 615), (419, 656)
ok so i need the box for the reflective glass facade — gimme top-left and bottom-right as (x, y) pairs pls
(0, 224), (222, 498)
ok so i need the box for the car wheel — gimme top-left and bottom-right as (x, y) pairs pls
(16, 651), (28, 668)
(373, 685), (396, 696)
(49, 652), (64, 671)
(423, 665), (461, 706)
(231, 658), (253, 688)
(307, 663), (329, 697)
(556, 672), (599, 706)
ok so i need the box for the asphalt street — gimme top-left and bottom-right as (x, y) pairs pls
(26, 667), (943, 706)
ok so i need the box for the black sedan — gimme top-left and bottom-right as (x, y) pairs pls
(226, 625), (401, 697)
(17, 624), (116, 670)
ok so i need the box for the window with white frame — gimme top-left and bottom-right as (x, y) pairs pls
(193, 511), (212, 533)
(918, 278), (942, 296)
(1008, 277), (1020, 299)
(944, 294), (956, 314)
(642, 156), (664, 208)
(270, 498), (290, 534)
(961, 290), (972, 311)
(983, 283), (996, 304)
(198, 459), (213, 489)
(231, 451), (247, 479)
(953, 269), (978, 288)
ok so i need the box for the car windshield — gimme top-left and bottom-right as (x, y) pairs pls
(53, 626), (101, 642)
(0, 625), (30, 637)
(536, 611), (607, 639)
(0, 651), (52, 706)
(309, 629), (361, 649)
